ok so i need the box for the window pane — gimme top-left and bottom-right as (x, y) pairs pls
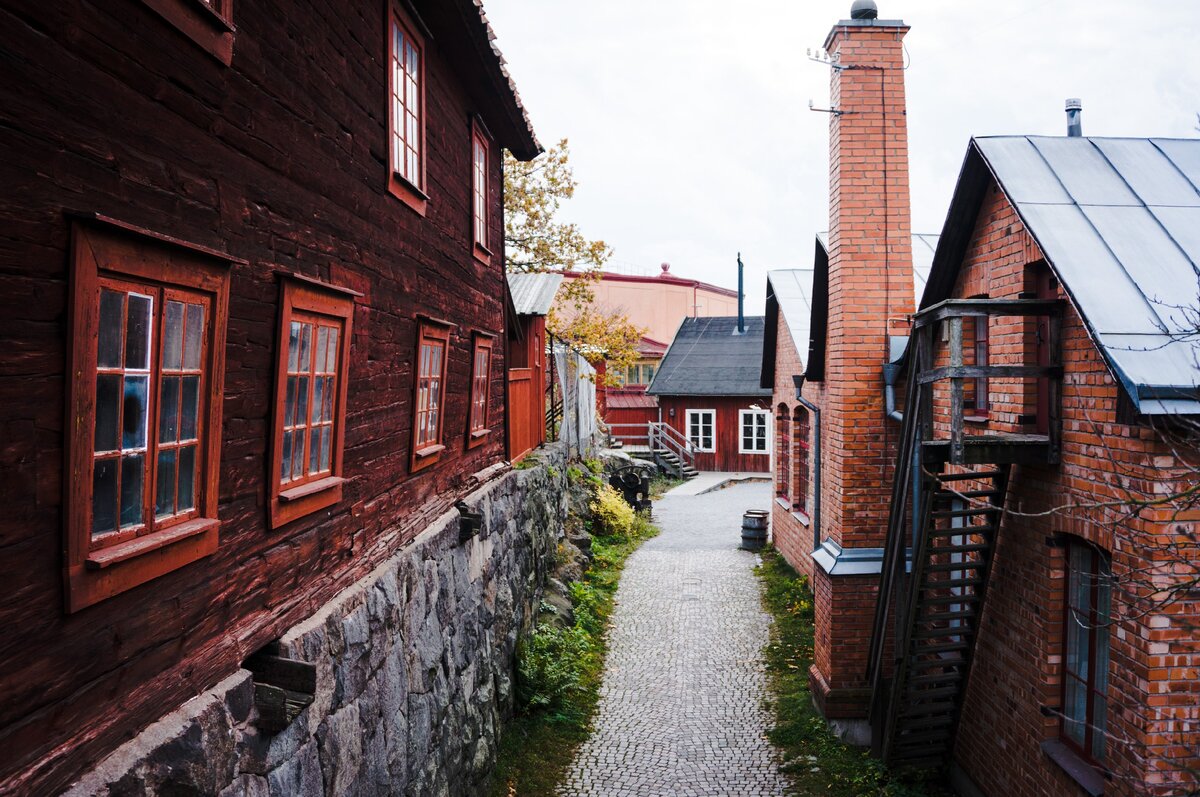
(156, 449), (177, 519)
(1090, 690), (1107, 760)
(311, 375), (324, 425)
(95, 374), (121, 452)
(285, 375), (297, 427)
(159, 375), (180, 444)
(180, 376), (200, 441)
(296, 376), (309, 427)
(281, 430), (293, 482)
(125, 294), (152, 370)
(122, 376), (148, 449)
(92, 458), (118, 535)
(326, 328), (339, 373)
(320, 426), (331, 471)
(119, 453), (144, 528)
(98, 290), (124, 368)
(163, 300), (184, 370)
(323, 376), (334, 422)
(183, 303), (204, 370)
(309, 428), (321, 473)
(292, 431), (305, 481)
(298, 323), (311, 374)
(288, 321), (302, 372)
(1063, 674), (1087, 745)
(178, 445), (196, 512)
(315, 327), (329, 376)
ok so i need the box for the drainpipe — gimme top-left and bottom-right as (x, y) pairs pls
(883, 362), (903, 423)
(794, 385), (822, 554)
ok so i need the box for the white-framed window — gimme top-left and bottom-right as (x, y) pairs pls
(686, 409), (715, 453)
(739, 409), (770, 454)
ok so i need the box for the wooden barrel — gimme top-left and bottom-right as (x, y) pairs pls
(740, 509), (769, 551)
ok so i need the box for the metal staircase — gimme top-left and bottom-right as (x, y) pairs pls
(867, 298), (1063, 770)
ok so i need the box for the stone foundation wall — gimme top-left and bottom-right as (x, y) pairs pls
(64, 447), (568, 797)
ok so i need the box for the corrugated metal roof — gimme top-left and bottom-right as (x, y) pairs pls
(506, 272), (563, 316)
(972, 136), (1200, 414)
(647, 316), (773, 397)
(607, 390), (659, 410)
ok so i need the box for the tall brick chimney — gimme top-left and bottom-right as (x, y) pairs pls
(805, 1), (914, 722)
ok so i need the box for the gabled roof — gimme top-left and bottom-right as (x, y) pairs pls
(760, 233), (939, 388)
(648, 316), (773, 398)
(922, 136), (1200, 415)
(506, 272), (563, 316)
(606, 390), (658, 410)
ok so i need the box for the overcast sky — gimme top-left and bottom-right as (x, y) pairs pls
(485, 0), (1200, 314)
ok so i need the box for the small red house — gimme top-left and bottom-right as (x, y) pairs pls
(646, 316), (772, 473)
(506, 273), (561, 461)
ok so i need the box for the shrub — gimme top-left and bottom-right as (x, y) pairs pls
(589, 483), (635, 538)
(516, 625), (594, 722)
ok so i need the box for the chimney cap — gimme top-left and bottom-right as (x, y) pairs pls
(850, 0), (879, 19)
(1065, 98), (1082, 111)
(660, 262), (671, 274)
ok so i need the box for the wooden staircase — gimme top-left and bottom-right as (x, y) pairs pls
(867, 298), (1064, 770)
(647, 421), (699, 480)
(653, 447), (698, 480)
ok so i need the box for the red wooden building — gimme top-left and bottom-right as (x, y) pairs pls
(646, 316), (772, 473)
(0, 0), (539, 792)
(506, 272), (560, 461)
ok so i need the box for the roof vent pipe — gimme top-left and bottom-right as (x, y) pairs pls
(1065, 98), (1082, 137)
(736, 252), (745, 334)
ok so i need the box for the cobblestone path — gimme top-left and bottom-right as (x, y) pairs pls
(561, 480), (789, 797)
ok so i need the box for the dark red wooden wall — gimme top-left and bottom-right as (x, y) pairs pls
(0, 1), (524, 792)
(656, 396), (772, 473)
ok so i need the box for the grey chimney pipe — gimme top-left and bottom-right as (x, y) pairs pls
(737, 252), (745, 334)
(1066, 98), (1082, 137)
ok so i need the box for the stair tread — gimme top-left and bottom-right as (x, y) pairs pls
(931, 506), (1001, 518)
(921, 576), (983, 589)
(934, 489), (998, 499)
(935, 470), (1005, 482)
(928, 525), (996, 537)
(928, 543), (991, 554)
(911, 626), (975, 641)
(924, 561), (986, 572)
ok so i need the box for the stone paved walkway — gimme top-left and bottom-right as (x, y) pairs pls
(560, 481), (789, 797)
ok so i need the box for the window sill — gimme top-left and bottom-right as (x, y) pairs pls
(791, 510), (811, 527)
(1041, 740), (1105, 797)
(467, 428), (490, 449)
(964, 414), (990, 424)
(387, 173), (428, 216)
(473, 242), (493, 265)
(739, 449), (770, 456)
(279, 475), (348, 503)
(86, 518), (219, 570)
(775, 497), (791, 510)
(141, 0), (235, 65)
(415, 443), (446, 459)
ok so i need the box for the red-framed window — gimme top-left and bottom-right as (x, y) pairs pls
(1061, 539), (1112, 764)
(269, 277), (357, 528)
(467, 333), (494, 447)
(472, 122), (492, 262)
(141, 0), (235, 65)
(387, 1), (427, 214)
(66, 219), (232, 612)
(776, 405), (791, 502)
(794, 407), (810, 514)
(412, 318), (453, 471)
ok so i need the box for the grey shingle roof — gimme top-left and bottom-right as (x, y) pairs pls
(925, 136), (1200, 415)
(507, 272), (563, 316)
(647, 317), (772, 397)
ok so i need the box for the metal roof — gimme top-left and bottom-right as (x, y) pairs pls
(926, 136), (1200, 415)
(766, 268), (815, 363)
(506, 272), (563, 316)
(647, 316), (773, 397)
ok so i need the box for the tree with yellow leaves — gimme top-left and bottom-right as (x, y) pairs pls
(503, 139), (644, 384)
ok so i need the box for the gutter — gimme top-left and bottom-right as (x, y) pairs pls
(883, 362), (903, 423)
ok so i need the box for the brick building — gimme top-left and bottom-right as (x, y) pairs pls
(0, 0), (540, 792)
(763, 2), (1200, 795)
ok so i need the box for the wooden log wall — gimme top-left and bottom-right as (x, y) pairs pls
(0, 0), (522, 792)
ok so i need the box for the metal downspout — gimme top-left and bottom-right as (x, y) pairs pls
(883, 362), (922, 550)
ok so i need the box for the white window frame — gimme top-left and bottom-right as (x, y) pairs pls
(739, 409), (771, 455)
(686, 409), (716, 453)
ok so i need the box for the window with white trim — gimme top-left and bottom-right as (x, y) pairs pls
(739, 409), (770, 454)
(686, 409), (715, 453)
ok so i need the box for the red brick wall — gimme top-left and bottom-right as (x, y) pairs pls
(803, 18), (914, 715)
(770, 308), (816, 578)
(0, 1), (521, 792)
(941, 183), (1200, 797)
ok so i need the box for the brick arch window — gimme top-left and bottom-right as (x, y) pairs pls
(1061, 537), (1112, 764)
(793, 406), (810, 514)
(776, 404), (791, 502)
